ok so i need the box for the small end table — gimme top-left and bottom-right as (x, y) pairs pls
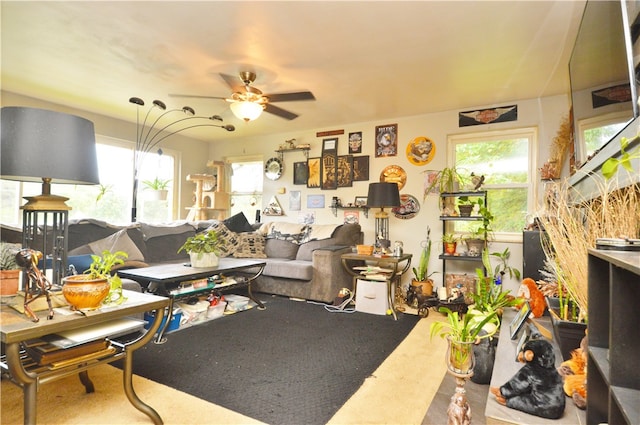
(340, 252), (412, 319)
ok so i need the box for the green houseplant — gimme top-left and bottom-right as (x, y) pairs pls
(178, 230), (225, 268)
(0, 242), (21, 297)
(442, 233), (458, 255)
(411, 229), (437, 296)
(142, 177), (171, 201)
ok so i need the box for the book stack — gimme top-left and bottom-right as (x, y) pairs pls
(22, 338), (115, 368)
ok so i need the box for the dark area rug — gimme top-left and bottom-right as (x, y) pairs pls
(119, 294), (419, 425)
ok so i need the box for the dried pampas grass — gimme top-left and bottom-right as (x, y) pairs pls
(538, 173), (640, 321)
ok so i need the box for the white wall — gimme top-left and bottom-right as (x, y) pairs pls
(2, 90), (569, 295)
(210, 94), (570, 294)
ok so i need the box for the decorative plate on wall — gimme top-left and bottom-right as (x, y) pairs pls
(380, 165), (407, 190)
(264, 157), (283, 180)
(392, 194), (420, 219)
(406, 136), (436, 166)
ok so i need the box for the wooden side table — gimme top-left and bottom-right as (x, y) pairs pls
(341, 253), (412, 319)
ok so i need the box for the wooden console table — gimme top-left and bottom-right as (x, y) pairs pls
(1, 290), (169, 425)
(341, 253), (412, 320)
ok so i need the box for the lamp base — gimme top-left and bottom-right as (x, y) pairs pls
(21, 193), (71, 211)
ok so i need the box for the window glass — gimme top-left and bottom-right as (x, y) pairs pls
(230, 160), (263, 223)
(450, 128), (535, 236)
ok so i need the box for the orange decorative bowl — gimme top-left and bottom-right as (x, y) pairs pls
(356, 245), (374, 255)
(61, 275), (110, 310)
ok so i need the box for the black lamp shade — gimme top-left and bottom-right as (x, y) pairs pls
(367, 182), (401, 208)
(1, 107), (99, 185)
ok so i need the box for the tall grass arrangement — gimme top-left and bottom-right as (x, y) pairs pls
(538, 173), (640, 322)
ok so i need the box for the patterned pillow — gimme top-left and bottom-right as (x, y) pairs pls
(233, 232), (267, 258)
(205, 222), (239, 257)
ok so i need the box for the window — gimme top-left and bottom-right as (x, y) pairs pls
(449, 127), (536, 239)
(0, 135), (177, 225)
(229, 157), (263, 224)
(578, 111), (629, 160)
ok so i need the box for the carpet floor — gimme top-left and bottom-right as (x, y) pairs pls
(119, 295), (419, 425)
(2, 296), (451, 425)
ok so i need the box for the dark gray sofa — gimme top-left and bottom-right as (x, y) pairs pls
(60, 217), (363, 303)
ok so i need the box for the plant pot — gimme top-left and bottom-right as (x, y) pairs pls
(0, 269), (20, 297)
(411, 278), (434, 297)
(458, 204), (473, 217)
(146, 189), (168, 201)
(443, 242), (457, 255)
(545, 297), (587, 361)
(189, 252), (219, 268)
(465, 238), (485, 256)
(61, 275), (110, 310)
(446, 336), (475, 375)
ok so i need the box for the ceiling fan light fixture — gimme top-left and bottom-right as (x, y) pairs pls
(230, 100), (264, 122)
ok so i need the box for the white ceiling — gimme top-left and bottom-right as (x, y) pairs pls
(1, 1), (585, 142)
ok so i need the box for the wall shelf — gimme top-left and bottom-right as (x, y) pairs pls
(275, 146), (310, 160)
(330, 205), (369, 218)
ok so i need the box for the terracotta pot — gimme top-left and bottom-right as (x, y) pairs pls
(0, 269), (20, 296)
(62, 275), (110, 310)
(411, 279), (433, 297)
(443, 242), (457, 255)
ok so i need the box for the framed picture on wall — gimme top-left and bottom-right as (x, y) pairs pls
(293, 161), (308, 185)
(321, 151), (338, 190)
(337, 155), (353, 187)
(322, 137), (338, 152)
(352, 155), (370, 181)
(307, 157), (321, 188)
(354, 196), (367, 207)
(348, 131), (363, 153)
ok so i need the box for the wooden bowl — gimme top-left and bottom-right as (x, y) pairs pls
(356, 245), (374, 255)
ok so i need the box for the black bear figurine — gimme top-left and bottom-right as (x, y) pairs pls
(490, 338), (565, 419)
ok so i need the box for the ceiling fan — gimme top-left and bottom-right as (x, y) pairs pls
(169, 71), (315, 122)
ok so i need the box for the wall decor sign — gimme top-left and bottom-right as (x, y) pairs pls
(307, 157), (321, 188)
(375, 123), (398, 157)
(322, 137), (338, 151)
(344, 210), (359, 224)
(307, 194), (325, 208)
(289, 190), (301, 211)
(348, 131), (363, 154)
(321, 139), (338, 190)
(458, 105), (517, 127)
(293, 161), (308, 185)
(337, 155), (354, 187)
(352, 155), (370, 181)
(423, 170), (440, 195)
(392, 194), (420, 219)
(406, 136), (436, 166)
(380, 164), (407, 190)
(592, 83), (632, 108)
(316, 129), (344, 137)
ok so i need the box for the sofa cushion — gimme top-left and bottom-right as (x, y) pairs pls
(223, 212), (254, 233)
(233, 232), (267, 258)
(205, 221), (239, 257)
(296, 238), (344, 261)
(68, 228), (146, 263)
(264, 239), (299, 259)
(141, 223), (195, 263)
(300, 224), (340, 243)
(67, 220), (147, 256)
(263, 259), (313, 281)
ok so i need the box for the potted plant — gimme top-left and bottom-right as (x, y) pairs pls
(423, 166), (467, 215)
(411, 229), (437, 297)
(463, 198), (494, 256)
(62, 250), (128, 310)
(490, 247), (521, 283)
(178, 230), (225, 268)
(0, 242), (21, 298)
(442, 233), (458, 255)
(142, 177), (171, 201)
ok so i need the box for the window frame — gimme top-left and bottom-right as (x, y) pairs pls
(227, 155), (264, 224)
(448, 126), (538, 243)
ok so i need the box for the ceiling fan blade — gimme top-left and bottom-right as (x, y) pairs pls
(219, 73), (245, 92)
(266, 91), (315, 102)
(264, 103), (299, 120)
(169, 93), (228, 100)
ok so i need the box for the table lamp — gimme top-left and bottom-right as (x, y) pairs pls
(367, 182), (401, 253)
(1, 106), (99, 286)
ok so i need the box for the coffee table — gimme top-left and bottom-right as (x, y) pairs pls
(1, 290), (169, 425)
(118, 258), (267, 343)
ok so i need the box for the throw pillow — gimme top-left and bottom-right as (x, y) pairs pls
(264, 222), (307, 243)
(233, 232), (267, 258)
(223, 212), (254, 233)
(204, 221), (239, 257)
(300, 224), (340, 243)
(87, 229), (146, 262)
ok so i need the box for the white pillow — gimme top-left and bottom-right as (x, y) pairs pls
(88, 229), (145, 262)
